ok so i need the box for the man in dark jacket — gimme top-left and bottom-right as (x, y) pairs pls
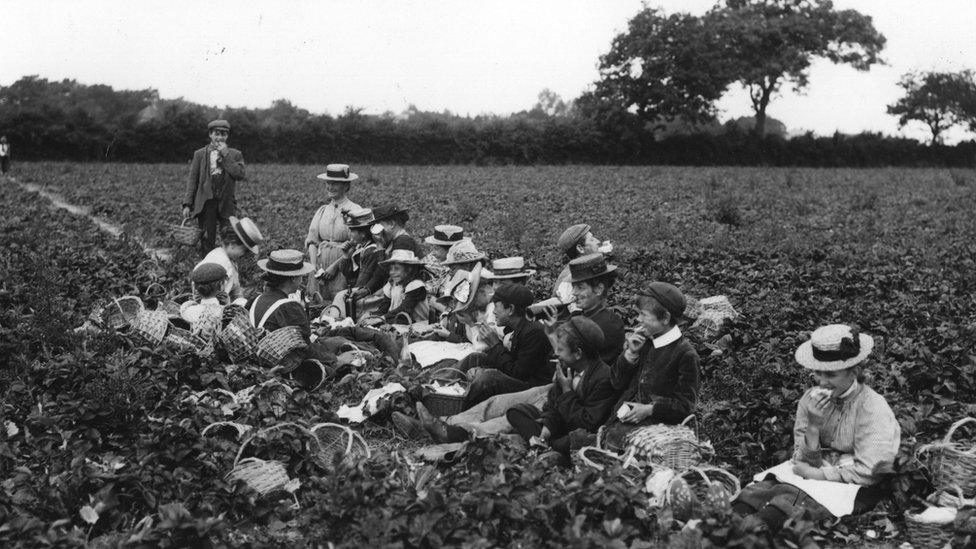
(457, 283), (553, 406)
(182, 119), (246, 257)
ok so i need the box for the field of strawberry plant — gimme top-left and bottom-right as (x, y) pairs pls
(3, 162), (976, 547)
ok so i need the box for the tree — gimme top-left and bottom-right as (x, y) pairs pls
(887, 70), (976, 145)
(715, 0), (886, 137)
(580, 8), (736, 130)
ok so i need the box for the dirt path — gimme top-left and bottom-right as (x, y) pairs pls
(12, 176), (175, 261)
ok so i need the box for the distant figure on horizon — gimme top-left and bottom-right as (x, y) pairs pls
(182, 119), (246, 257)
(0, 136), (10, 176)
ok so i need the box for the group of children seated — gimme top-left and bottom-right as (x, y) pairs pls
(179, 164), (901, 533)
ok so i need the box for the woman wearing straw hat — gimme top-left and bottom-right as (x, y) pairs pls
(323, 208), (388, 320)
(305, 164), (362, 305)
(732, 324), (900, 532)
(423, 224), (466, 301)
(248, 249), (316, 340)
(196, 216), (264, 306)
(370, 249), (429, 325)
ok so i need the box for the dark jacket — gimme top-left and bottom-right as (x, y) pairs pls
(483, 317), (553, 386)
(338, 244), (387, 295)
(610, 334), (700, 425)
(184, 145), (245, 218)
(576, 305), (625, 365)
(247, 288), (310, 342)
(540, 358), (616, 433)
(386, 232), (422, 257)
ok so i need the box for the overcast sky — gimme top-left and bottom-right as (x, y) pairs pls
(4, 0), (976, 143)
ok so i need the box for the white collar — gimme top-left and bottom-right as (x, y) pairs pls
(199, 297), (221, 306)
(651, 326), (682, 349)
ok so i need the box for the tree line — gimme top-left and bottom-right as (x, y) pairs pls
(1, 0), (974, 167)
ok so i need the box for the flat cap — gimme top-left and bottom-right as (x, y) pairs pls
(191, 262), (227, 284)
(207, 119), (231, 131)
(491, 283), (535, 310)
(557, 223), (591, 256)
(564, 316), (605, 355)
(641, 282), (686, 319)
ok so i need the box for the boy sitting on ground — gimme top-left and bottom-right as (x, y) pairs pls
(505, 316), (617, 466)
(455, 283), (553, 406)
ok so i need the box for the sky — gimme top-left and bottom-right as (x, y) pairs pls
(3, 0), (976, 143)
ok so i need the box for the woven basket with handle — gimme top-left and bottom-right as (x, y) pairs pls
(218, 311), (266, 363)
(255, 326), (307, 371)
(131, 309), (169, 346)
(904, 488), (962, 549)
(226, 423), (315, 498)
(420, 367), (469, 417)
(309, 422), (371, 470)
(624, 415), (714, 470)
(102, 296), (145, 330)
(171, 218), (202, 246)
(917, 417), (976, 497)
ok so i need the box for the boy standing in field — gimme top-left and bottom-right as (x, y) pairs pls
(0, 136), (10, 176)
(182, 119), (246, 257)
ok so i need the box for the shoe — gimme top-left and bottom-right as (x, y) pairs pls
(538, 450), (570, 468)
(416, 402), (451, 443)
(392, 412), (429, 441)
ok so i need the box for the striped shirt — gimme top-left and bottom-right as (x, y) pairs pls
(792, 381), (900, 485)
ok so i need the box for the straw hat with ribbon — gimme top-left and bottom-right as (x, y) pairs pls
(794, 324), (874, 372)
(257, 249), (315, 277)
(483, 257), (536, 280)
(316, 163), (358, 183)
(424, 225), (466, 247)
(380, 249), (425, 265)
(441, 239), (485, 266)
(228, 216), (264, 254)
(568, 253), (617, 284)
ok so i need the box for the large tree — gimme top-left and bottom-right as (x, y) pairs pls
(716, 0), (886, 137)
(887, 70), (976, 145)
(578, 8), (736, 130)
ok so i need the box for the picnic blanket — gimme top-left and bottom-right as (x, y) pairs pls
(407, 340), (477, 368)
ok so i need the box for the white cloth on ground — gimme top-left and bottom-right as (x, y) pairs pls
(336, 383), (406, 423)
(753, 460), (861, 517)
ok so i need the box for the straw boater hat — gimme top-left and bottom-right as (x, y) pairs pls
(257, 249), (314, 277)
(316, 163), (358, 182)
(441, 239), (485, 266)
(483, 257), (536, 280)
(380, 249), (425, 265)
(425, 225), (466, 247)
(345, 208), (376, 229)
(228, 216), (264, 254)
(568, 253), (617, 284)
(795, 324), (874, 372)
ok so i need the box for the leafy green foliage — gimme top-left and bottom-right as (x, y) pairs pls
(3, 164), (976, 547)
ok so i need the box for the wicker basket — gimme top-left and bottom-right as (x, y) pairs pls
(904, 508), (956, 549)
(131, 309), (170, 346)
(309, 423), (371, 470)
(419, 368), (468, 416)
(191, 305), (224, 340)
(917, 417), (976, 497)
(165, 326), (211, 354)
(218, 312), (266, 362)
(201, 421), (253, 439)
(102, 296), (145, 330)
(226, 457), (290, 496)
(624, 416), (714, 469)
(251, 379), (294, 417)
(171, 219), (202, 246)
(255, 326), (308, 371)
(674, 467), (742, 502)
(575, 446), (625, 472)
(285, 359), (328, 392)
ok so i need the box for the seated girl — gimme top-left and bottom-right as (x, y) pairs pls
(422, 224), (465, 300)
(602, 282), (700, 450)
(733, 324), (900, 532)
(325, 208), (388, 320)
(247, 249), (315, 340)
(505, 316), (617, 466)
(181, 263), (227, 333)
(369, 249), (429, 325)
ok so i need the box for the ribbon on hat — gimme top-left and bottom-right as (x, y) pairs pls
(266, 257), (306, 273)
(327, 165), (351, 179)
(811, 328), (861, 362)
